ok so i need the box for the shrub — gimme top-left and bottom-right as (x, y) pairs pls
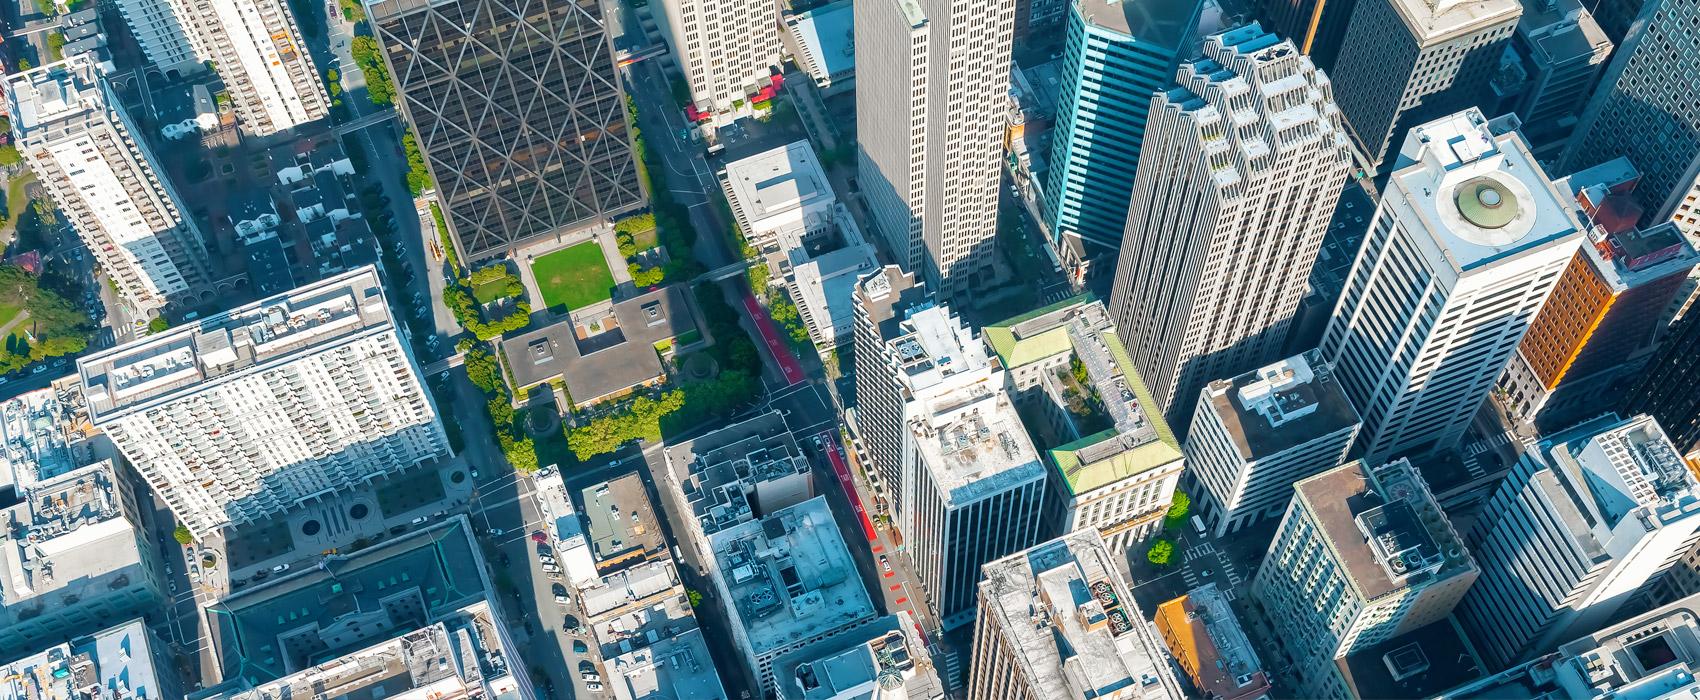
(172, 525), (193, 545)
(1146, 538), (1176, 566)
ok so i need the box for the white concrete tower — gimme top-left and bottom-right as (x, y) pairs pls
(6, 56), (210, 315)
(166, 0), (329, 135)
(1106, 24), (1352, 430)
(856, 0), (1013, 298)
(658, 0), (785, 125)
(1321, 109), (1585, 463)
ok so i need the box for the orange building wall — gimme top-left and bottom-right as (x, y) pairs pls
(1517, 252), (1615, 389)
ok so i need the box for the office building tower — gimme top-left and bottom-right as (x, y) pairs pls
(76, 267), (451, 539)
(0, 620), (181, 700)
(112, 0), (198, 74)
(1251, 459), (1477, 699)
(0, 389), (166, 659)
(985, 297), (1185, 549)
(1624, 311), (1700, 454)
(7, 56), (210, 314)
(1564, 0), (1700, 234)
(1153, 584), (1272, 700)
(1107, 24), (1351, 429)
(371, 0), (642, 261)
(1458, 414), (1700, 669)
(1040, 0), (1203, 254)
(1494, 0), (1612, 154)
(900, 372), (1046, 631)
(1328, 0), (1519, 169)
(1499, 159), (1699, 432)
(969, 528), (1184, 700)
(1445, 592), (1700, 698)
(167, 0), (329, 135)
(771, 611), (945, 700)
(852, 270), (992, 514)
(856, 0), (1013, 297)
(657, 0), (783, 125)
(1259, 0), (1359, 69)
(1186, 349), (1361, 537)
(707, 496), (878, 693)
(662, 411), (815, 564)
(1321, 110), (1585, 462)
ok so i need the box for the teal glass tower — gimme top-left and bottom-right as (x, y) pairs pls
(1041, 0), (1204, 253)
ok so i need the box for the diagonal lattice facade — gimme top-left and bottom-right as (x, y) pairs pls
(371, 0), (644, 260)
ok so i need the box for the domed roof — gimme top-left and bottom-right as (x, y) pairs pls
(1455, 177), (1519, 230)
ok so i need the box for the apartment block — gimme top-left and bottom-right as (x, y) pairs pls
(657, 0), (784, 124)
(1321, 110), (1585, 462)
(1251, 459), (1478, 699)
(968, 528), (1183, 699)
(1186, 349), (1361, 537)
(1328, 0), (1519, 168)
(1107, 24), (1351, 431)
(1153, 584), (1272, 700)
(899, 366), (1047, 631)
(165, 0), (329, 135)
(0, 619), (180, 700)
(1458, 414), (1700, 669)
(77, 266), (450, 539)
(7, 56), (210, 314)
(111, 0), (198, 73)
(984, 297), (1184, 549)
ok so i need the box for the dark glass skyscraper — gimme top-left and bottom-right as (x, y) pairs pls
(1623, 312), (1700, 454)
(370, 0), (643, 260)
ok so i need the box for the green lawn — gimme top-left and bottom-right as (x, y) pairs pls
(472, 277), (516, 304)
(531, 242), (615, 311)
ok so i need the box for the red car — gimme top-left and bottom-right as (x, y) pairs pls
(531, 531), (548, 543)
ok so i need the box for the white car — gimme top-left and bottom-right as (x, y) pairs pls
(554, 595), (569, 606)
(271, 563), (290, 573)
(585, 682), (604, 692)
(489, 528), (504, 537)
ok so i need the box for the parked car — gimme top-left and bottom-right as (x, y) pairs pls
(271, 563), (290, 574)
(410, 516), (429, 525)
(880, 555), (891, 573)
(572, 639), (588, 654)
(488, 528), (504, 537)
(585, 682), (603, 692)
(531, 531), (548, 543)
(555, 595), (569, 607)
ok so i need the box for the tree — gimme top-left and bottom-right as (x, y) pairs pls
(1146, 538), (1176, 566)
(147, 316), (170, 334)
(172, 525), (193, 545)
(686, 588), (703, 608)
(15, 59), (30, 71)
(0, 145), (20, 167)
(402, 131), (432, 195)
(500, 434), (538, 473)
(351, 36), (393, 105)
(1165, 490), (1191, 529)
(45, 32), (64, 61)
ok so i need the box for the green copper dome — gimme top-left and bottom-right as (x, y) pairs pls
(1455, 177), (1519, 230)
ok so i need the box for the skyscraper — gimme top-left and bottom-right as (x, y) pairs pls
(656, 0), (784, 125)
(1457, 414), (1700, 669)
(1623, 309), (1700, 454)
(1564, 0), (1700, 234)
(856, 0), (1013, 297)
(1321, 110), (1584, 462)
(1186, 349), (1361, 537)
(1107, 24), (1351, 430)
(7, 56), (210, 315)
(1258, 0), (1360, 69)
(76, 267), (451, 539)
(1495, 0), (1612, 154)
(166, 0), (330, 135)
(1328, 0), (1519, 169)
(371, 0), (644, 260)
(969, 528), (1184, 699)
(1041, 0), (1203, 254)
(1251, 458), (1477, 699)
(899, 372), (1046, 631)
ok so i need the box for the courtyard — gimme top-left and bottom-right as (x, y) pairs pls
(530, 242), (615, 311)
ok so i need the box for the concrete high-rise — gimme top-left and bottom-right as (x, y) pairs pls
(166, 0), (329, 135)
(1328, 0), (1519, 169)
(112, 0), (199, 74)
(656, 0), (784, 126)
(1107, 24), (1351, 431)
(371, 0), (643, 260)
(856, 0), (1013, 297)
(1258, 0), (1361, 69)
(969, 528), (1184, 700)
(1186, 349), (1361, 537)
(7, 56), (210, 315)
(900, 371), (1046, 631)
(76, 267), (451, 539)
(1040, 0), (1203, 255)
(1457, 414), (1700, 669)
(1494, 0), (1612, 155)
(1321, 110), (1585, 462)
(1251, 458), (1477, 700)
(1623, 310), (1700, 454)
(1564, 0), (1700, 238)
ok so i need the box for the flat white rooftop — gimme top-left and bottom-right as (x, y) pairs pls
(1389, 0), (1520, 43)
(890, 304), (991, 395)
(792, 242), (878, 345)
(1553, 414), (1698, 522)
(607, 627), (728, 700)
(1391, 109), (1583, 272)
(722, 141), (835, 225)
(6, 56), (103, 140)
(0, 619), (165, 700)
(908, 384), (1043, 504)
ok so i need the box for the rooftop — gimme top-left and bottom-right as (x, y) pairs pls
(205, 517), (492, 686)
(709, 497), (876, 659)
(785, 0), (854, 80)
(6, 56), (104, 143)
(0, 459), (138, 616)
(202, 602), (524, 700)
(533, 471), (598, 587)
(1388, 109), (1584, 273)
(1336, 620), (1483, 700)
(1153, 585), (1269, 700)
(854, 266), (929, 351)
(665, 412), (813, 538)
(885, 305), (992, 396)
(906, 383), (1044, 505)
(1517, 0), (1610, 66)
(985, 297), (1182, 495)
(1388, 0), (1521, 43)
(722, 141), (835, 225)
(78, 267), (397, 420)
(591, 581), (697, 659)
(503, 285), (699, 402)
(581, 560), (683, 620)
(1205, 349), (1361, 460)
(606, 627), (727, 700)
(791, 242), (879, 346)
(1078, 0), (1200, 47)
(1546, 414), (1699, 533)
(979, 529), (1182, 699)
(0, 619), (166, 700)
(1294, 459), (1475, 602)
(581, 472), (666, 569)
(771, 612), (944, 700)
